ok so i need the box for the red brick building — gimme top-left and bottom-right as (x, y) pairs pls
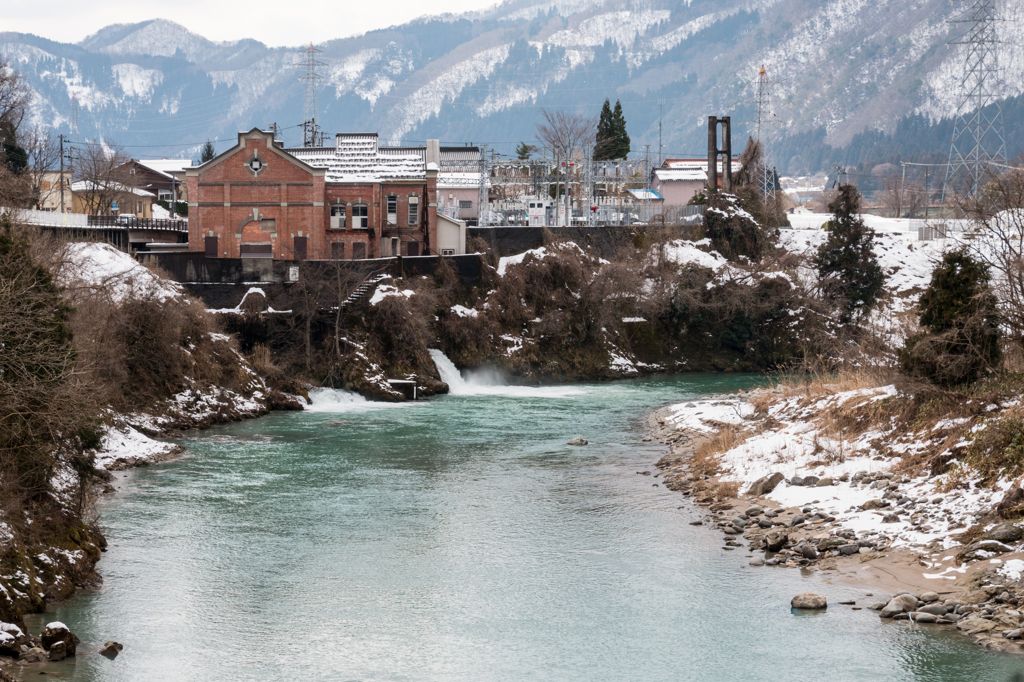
(184, 128), (446, 260)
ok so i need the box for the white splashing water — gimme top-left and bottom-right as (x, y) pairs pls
(305, 388), (414, 413)
(428, 349), (585, 398)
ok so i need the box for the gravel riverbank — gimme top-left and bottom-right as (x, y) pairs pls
(648, 387), (1024, 655)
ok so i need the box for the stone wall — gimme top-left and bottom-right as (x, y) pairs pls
(468, 225), (638, 259)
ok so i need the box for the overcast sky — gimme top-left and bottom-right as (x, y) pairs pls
(7, 0), (501, 47)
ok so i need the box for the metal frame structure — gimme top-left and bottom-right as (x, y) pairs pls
(298, 43), (327, 148)
(475, 154), (652, 225)
(755, 65), (777, 204)
(943, 0), (1006, 202)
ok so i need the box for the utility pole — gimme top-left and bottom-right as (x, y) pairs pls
(268, 122), (280, 140)
(58, 134), (66, 213)
(643, 143), (651, 223)
(658, 102), (663, 168)
(899, 162), (907, 218)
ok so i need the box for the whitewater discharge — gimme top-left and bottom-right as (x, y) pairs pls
(305, 388), (419, 413)
(428, 349), (586, 398)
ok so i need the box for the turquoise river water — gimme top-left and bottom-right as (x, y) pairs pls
(18, 371), (1024, 681)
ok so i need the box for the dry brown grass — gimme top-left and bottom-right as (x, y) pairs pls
(248, 343), (275, 375)
(692, 426), (749, 478)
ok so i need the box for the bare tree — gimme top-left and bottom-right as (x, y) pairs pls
(880, 174), (905, 218)
(954, 164), (1024, 343)
(0, 60), (28, 131)
(74, 141), (134, 215)
(0, 60), (32, 209)
(536, 109), (596, 216)
(21, 128), (64, 210)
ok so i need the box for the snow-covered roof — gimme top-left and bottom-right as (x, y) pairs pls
(139, 159), (193, 176)
(654, 168), (707, 182)
(628, 188), (663, 200)
(71, 180), (156, 197)
(662, 158), (742, 173)
(286, 133), (426, 182)
(438, 171), (483, 188)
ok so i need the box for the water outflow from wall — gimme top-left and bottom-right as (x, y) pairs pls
(305, 387), (415, 413)
(428, 349), (585, 398)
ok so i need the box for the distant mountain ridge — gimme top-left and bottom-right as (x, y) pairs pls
(2, 0), (1022, 174)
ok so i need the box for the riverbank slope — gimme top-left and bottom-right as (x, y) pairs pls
(650, 378), (1024, 654)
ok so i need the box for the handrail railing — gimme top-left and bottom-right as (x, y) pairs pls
(86, 215), (188, 231)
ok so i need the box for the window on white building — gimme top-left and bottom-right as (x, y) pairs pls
(459, 200), (473, 209)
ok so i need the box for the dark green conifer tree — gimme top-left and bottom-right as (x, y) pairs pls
(515, 142), (536, 160)
(200, 140), (216, 164)
(611, 100), (630, 159)
(594, 99), (615, 161)
(813, 185), (884, 323)
(901, 250), (1001, 387)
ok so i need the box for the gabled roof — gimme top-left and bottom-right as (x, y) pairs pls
(661, 158), (742, 173)
(628, 188), (663, 201)
(655, 168), (707, 182)
(185, 128), (324, 178)
(286, 133), (426, 182)
(72, 180), (156, 197)
(139, 159), (193, 176)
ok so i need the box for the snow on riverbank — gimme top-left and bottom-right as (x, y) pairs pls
(60, 242), (184, 302)
(660, 385), (1015, 553)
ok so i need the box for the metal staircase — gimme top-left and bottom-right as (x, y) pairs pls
(340, 268), (390, 311)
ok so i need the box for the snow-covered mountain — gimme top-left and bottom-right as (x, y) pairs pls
(2, 0), (1022, 173)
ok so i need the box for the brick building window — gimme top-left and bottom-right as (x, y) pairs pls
(406, 241), (420, 256)
(294, 236), (308, 260)
(408, 196), (419, 226)
(352, 205), (368, 229)
(352, 243), (366, 259)
(331, 242), (346, 259)
(330, 205), (346, 230)
(386, 196), (397, 224)
(261, 218), (276, 232)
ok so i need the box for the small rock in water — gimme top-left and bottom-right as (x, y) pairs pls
(792, 593), (827, 610)
(749, 557), (765, 566)
(48, 641), (67, 662)
(642, 436), (652, 442)
(801, 544), (818, 560)
(100, 641), (124, 658)
(567, 437), (588, 446)
(689, 521), (703, 526)
(839, 600), (856, 605)
(20, 647), (46, 663)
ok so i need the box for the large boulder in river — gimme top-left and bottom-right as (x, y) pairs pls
(748, 473), (785, 497)
(41, 623), (77, 657)
(792, 593), (827, 609)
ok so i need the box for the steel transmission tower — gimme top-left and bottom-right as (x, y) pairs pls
(943, 0), (1006, 202)
(755, 65), (776, 204)
(298, 43), (326, 147)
